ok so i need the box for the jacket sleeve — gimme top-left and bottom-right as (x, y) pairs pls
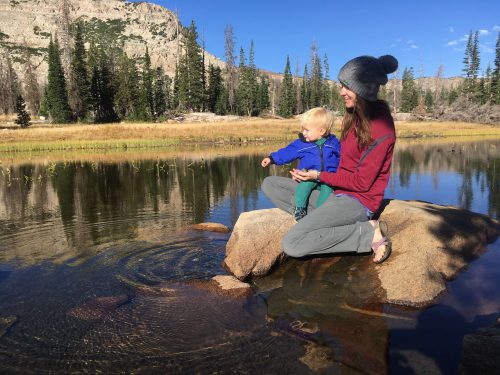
(270, 141), (301, 165)
(320, 134), (395, 192)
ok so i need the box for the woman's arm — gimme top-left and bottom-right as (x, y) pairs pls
(290, 133), (395, 192)
(320, 134), (395, 192)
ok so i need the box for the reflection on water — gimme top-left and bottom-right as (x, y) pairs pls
(0, 138), (499, 373)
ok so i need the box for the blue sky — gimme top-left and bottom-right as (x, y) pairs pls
(136, 0), (500, 79)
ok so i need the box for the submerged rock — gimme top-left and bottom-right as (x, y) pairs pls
(211, 275), (251, 292)
(67, 295), (130, 320)
(224, 208), (296, 280)
(193, 275), (253, 298)
(224, 200), (500, 306)
(188, 222), (231, 233)
(0, 316), (17, 339)
(459, 320), (500, 374)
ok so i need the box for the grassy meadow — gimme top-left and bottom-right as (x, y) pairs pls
(1, 114), (500, 154)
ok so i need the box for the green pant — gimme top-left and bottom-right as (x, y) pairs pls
(295, 180), (333, 208)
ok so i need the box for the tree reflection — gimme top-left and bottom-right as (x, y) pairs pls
(1, 139), (500, 265)
(0, 155), (273, 255)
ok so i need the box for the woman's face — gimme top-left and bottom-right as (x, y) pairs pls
(339, 85), (357, 109)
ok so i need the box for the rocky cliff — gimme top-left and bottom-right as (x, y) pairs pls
(0, 0), (223, 85)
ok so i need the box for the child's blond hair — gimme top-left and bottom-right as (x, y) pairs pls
(300, 107), (335, 135)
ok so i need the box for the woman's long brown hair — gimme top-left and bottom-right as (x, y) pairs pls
(340, 98), (391, 148)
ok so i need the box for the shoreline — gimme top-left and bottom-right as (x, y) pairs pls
(1, 118), (499, 153)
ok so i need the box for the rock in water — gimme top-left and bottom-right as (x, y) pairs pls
(377, 200), (499, 306)
(223, 201), (500, 306)
(0, 316), (17, 339)
(188, 222), (231, 233)
(459, 321), (500, 374)
(67, 295), (130, 320)
(224, 208), (296, 280)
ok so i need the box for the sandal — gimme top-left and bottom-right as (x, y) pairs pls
(372, 220), (392, 264)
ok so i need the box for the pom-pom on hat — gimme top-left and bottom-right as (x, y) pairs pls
(338, 55), (398, 102)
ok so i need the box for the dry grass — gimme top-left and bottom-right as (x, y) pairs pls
(395, 120), (500, 137)
(0, 118), (499, 152)
(0, 144), (277, 166)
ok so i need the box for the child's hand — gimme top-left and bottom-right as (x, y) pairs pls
(261, 157), (271, 167)
(290, 168), (318, 181)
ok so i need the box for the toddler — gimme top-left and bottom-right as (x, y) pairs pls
(261, 107), (340, 220)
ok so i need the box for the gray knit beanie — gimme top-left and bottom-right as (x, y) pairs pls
(338, 55), (398, 102)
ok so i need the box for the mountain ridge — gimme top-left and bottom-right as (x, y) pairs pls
(0, 0), (223, 85)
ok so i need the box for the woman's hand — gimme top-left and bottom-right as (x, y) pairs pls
(290, 168), (318, 182)
(261, 157), (271, 167)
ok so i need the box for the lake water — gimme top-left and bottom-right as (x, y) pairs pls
(0, 138), (499, 374)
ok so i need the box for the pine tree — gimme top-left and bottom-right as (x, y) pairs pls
(15, 95), (31, 128)
(136, 47), (154, 120)
(309, 43), (323, 107)
(39, 85), (49, 117)
(71, 22), (90, 121)
(176, 54), (189, 110)
(215, 85), (228, 115)
(248, 41), (259, 113)
(256, 75), (270, 113)
(471, 31), (481, 85)
(278, 56), (296, 118)
(89, 49), (118, 123)
(115, 52), (140, 119)
(153, 67), (167, 119)
(477, 74), (487, 104)
(322, 53), (332, 108)
(224, 25), (237, 113)
(462, 30), (481, 99)
(236, 47), (250, 115)
(400, 67), (418, 112)
(301, 64), (310, 111)
(484, 64), (492, 103)
(294, 58), (303, 114)
(184, 21), (205, 111)
(470, 31), (484, 102)
(207, 64), (224, 113)
(462, 31), (472, 85)
(236, 43), (258, 116)
(492, 31), (500, 104)
(172, 63), (180, 109)
(46, 37), (72, 123)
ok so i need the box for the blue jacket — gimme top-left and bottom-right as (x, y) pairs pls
(270, 134), (341, 172)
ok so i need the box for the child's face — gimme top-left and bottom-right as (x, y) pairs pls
(302, 123), (326, 142)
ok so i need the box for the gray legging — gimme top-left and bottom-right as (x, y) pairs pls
(262, 176), (375, 257)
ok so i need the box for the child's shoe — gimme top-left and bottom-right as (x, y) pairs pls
(293, 207), (307, 221)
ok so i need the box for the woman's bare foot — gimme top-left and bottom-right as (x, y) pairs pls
(370, 220), (388, 263)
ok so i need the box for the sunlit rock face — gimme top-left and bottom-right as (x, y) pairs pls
(377, 199), (499, 306)
(224, 208), (296, 280)
(225, 201), (500, 306)
(0, 0), (223, 87)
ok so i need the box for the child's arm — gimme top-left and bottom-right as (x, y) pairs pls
(269, 140), (302, 166)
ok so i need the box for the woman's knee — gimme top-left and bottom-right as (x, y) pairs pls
(281, 230), (309, 258)
(261, 176), (274, 196)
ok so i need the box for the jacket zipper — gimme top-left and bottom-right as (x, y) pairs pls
(317, 144), (324, 171)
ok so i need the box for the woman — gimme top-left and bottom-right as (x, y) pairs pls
(262, 54), (398, 263)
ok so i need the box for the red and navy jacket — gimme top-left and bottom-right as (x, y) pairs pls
(319, 115), (396, 212)
(269, 134), (341, 173)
